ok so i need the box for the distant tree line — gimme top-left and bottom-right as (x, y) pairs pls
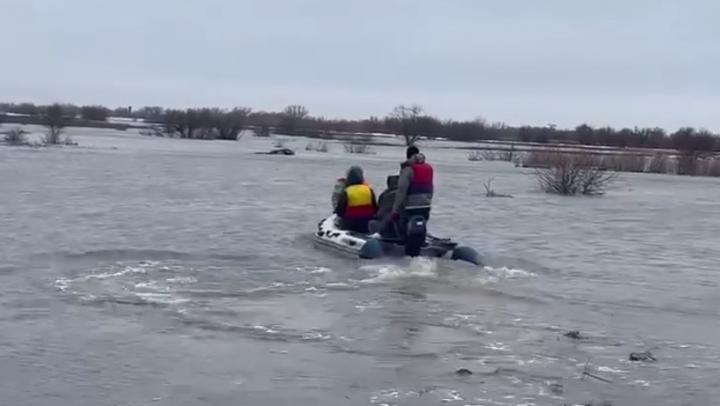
(2, 101), (719, 150)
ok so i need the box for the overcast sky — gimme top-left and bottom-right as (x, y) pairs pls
(1, 0), (718, 130)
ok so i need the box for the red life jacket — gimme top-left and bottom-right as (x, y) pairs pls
(409, 162), (434, 195)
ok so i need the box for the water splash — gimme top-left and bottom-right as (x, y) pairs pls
(360, 257), (438, 283)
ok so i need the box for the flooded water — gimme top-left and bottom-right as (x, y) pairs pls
(1, 128), (718, 405)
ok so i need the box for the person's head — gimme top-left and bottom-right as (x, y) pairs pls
(386, 175), (399, 190)
(346, 166), (364, 185)
(406, 145), (419, 159)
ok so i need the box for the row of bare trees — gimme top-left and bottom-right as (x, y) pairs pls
(3, 101), (720, 150)
(161, 108), (250, 140)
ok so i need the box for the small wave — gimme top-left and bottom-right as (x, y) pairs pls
(82, 266), (147, 281)
(360, 257), (438, 283)
(134, 292), (188, 305)
(597, 366), (624, 374)
(324, 282), (355, 290)
(295, 266), (332, 274)
(47, 248), (193, 261)
(134, 280), (168, 290)
(253, 325), (279, 334)
(483, 266), (536, 279)
(54, 278), (71, 292)
(166, 276), (197, 284)
(302, 332), (333, 341)
(485, 342), (510, 351)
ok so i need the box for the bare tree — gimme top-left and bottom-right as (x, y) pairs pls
(279, 105), (308, 134)
(388, 104), (424, 146)
(255, 124), (271, 137)
(43, 104), (66, 144)
(135, 106), (165, 122)
(534, 152), (616, 195)
(163, 109), (186, 137)
(213, 107), (250, 140)
(3, 127), (28, 146)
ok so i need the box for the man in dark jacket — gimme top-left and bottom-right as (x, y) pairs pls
(392, 146), (433, 222)
(334, 166), (378, 233)
(376, 175), (399, 220)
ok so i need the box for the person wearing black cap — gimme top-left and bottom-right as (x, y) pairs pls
(381, 146), (434, 255)
(391, 145), (434, 224)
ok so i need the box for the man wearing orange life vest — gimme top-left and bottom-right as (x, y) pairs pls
(334, 166), (378, 233)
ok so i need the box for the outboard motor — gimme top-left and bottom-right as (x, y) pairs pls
(405, 215), (427, 257)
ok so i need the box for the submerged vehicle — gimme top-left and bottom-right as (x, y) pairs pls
(314, 214), (482, 265)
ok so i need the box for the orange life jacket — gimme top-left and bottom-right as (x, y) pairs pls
(344, 184), (375, 219)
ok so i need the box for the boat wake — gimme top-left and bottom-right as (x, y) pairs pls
(359, 257), (439, 283)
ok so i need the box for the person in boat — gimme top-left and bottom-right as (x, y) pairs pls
(331, 177), (346, 210)
(376, 175), (398, 220)
(334, 166), (378, 233)
(369, 175), (400, 238)
(391, 145), (434, 225)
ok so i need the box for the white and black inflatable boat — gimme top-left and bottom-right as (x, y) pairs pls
(314, 214), (482, 265)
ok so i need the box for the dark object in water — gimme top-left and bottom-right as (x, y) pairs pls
(455, 368), (473, 376)
(548, 383), (564, 395)
(256, 148), (295, 156)
(629, 351), (656, 362)
(564, 330), (582, 339)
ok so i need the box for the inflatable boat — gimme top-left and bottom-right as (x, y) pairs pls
(314, 214), (482, 265)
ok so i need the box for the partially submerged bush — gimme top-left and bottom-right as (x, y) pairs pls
(306, 141), (329, 152)
(600, 154), (645, 173)
(677, 153), (699, 175)
(533, 152), (616, 195)
(468, 148), (514, 162)
(647, 153), (669, 174)
(139, 126), (165, 137)
(3, 127), (28, 145)
(482, 177), (513, 198)
(344, 140), (371, 154)
(697, 158), (720, 177)
(468, 150), (483, 161)
(255, 125), (271, 137)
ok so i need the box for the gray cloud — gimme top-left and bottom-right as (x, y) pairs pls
(1, 0), (718, 130)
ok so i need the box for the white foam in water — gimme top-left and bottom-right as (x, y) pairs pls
(597, 366), (624, 374)
(54, 278), (71, 291)
(166, 276), (197, 284)
(253, 325), (279, 334)
(324, 282), (352, 289)
(135, 292), (188, 304)
(485, 342), (509, 351)
(439, 389), (463, 402)
(83, 266), (147, 281)
(483, 266), (536, 279)
(295, 266), (332, 274)
(134, 281), (169, 291)
(360, 257), (438, 283)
